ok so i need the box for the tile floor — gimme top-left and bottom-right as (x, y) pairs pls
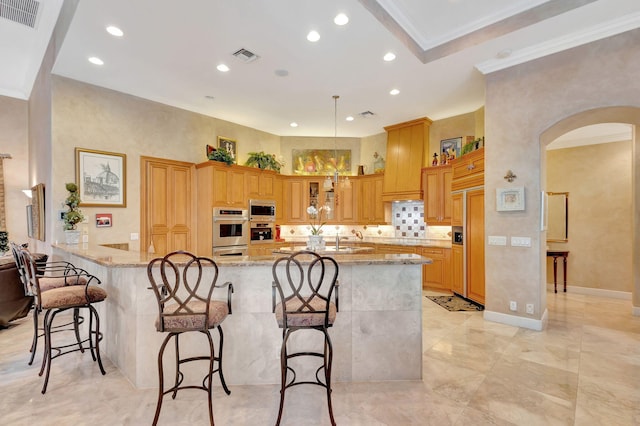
(1, 291), (638, 425)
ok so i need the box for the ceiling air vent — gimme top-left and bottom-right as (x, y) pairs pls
(359, 111), (375, 118)
(232, 48), (260, 63)
(0, 0), (40, 28)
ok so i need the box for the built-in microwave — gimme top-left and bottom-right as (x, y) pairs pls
(250, 222), (274, 243)
(249, 199), (276, 222)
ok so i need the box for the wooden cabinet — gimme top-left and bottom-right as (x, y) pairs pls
(358, 174), (387, 224)
(335, 179), (358, 223)
(421, 247), (451, 290)
(283, 178), (307, 223)
(375, 244), (417, 255)
(451, 192), (463, 226)
(451, 244), (464, 295)
(422, 165), (452, 225)
(212, 166), (245, 207)
(383, 117), (432, 202)
(466, 188), (485, 305)
(246, 169), (277, 199)
(451, 148), (484, 191)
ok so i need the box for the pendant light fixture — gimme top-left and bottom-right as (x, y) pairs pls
(332, 95), (351, 190)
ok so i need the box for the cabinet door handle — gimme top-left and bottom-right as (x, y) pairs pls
(467, 164), (475, 170)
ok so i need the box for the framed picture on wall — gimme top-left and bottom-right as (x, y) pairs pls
(30, 183), (45, 241)
(496, 187), (526, 211)
(440, 137), (462, 158)
(75, 148), (127, 207)
(217, 136), (237, 163)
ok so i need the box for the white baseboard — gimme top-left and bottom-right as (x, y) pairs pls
(546, 283), (631, 300)
(483, 308), (548, 331)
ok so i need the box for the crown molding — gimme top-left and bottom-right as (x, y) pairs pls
(476, 12), (640, 74)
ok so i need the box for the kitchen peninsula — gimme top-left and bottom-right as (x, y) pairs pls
(52, 243), (429, 389)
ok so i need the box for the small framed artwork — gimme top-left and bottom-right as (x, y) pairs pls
(26, 205), (34, 238)
(217, 136), (237, 163)
(440, 137), (462, 158)
(75, 148), (127, 207)
(496, 187), (525, 211)
(96, 213), (112, 228)
(31, 183), (45, 241)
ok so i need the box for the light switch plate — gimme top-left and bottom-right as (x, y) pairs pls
(511, 236), (532, 247)
(488, 236), (507, 246)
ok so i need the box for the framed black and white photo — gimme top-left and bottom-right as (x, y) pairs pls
(217, 136), (237, 163)
(496, 187), (525, 211)
(75, 148), (127, 207)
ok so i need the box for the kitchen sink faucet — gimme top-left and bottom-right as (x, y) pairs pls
(335, 235), (349, 250)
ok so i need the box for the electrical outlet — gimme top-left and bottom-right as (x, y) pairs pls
(526, 304), (534, 314)
(130, 233), (139, 241)
(509, 301), (517, 311)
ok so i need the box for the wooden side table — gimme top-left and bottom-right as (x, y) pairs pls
(547, 251), (569, 293)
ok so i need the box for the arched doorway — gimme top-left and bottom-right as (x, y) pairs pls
(539, 106), (640, 315)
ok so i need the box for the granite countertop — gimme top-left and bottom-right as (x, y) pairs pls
(277, 238), (451, 249)
(53, 243), (431, 268)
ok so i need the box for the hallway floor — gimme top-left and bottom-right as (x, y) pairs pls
(1, 291), (638, 425)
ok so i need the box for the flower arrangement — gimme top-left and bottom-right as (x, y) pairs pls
(307, 204), (331, 235)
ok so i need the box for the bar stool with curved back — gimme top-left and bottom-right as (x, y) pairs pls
(271, 250), (340, 426)
(10, 242), (88, 365)
(147, 250), (234, 426)
(18, 247), (107, 394)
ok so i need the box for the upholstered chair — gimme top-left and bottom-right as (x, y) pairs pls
(18, 247), (107, 394)
(147, 251), (233, 426)
(271, 250), (339, 426)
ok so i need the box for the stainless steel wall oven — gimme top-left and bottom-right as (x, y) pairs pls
(212, 207), (248, 256)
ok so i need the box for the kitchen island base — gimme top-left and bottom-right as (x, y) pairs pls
(53, 246), (426, 389)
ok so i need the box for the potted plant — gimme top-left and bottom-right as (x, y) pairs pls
(207, 147), (235, 165)
(245, 151), (282, 172)
(63, 182), (84, 244)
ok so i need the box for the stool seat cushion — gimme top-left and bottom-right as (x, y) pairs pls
(39, 276), (88, 292)
(157, 300), (229, 332)
(275, 297), (336, 328)
(41, 286), (107, 310)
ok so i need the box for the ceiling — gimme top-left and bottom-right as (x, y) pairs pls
(1, 0), (639, 138)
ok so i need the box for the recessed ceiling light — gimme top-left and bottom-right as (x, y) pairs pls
(307, 30), (320, 42)
(217, 64), (230, 72)
(88, 56), (104, 65)
(390, 89), (400, 95)
(290, 122), (298, 127)
(106, 26), (123, 37)
(274, 69), (289, 77)
(346, 116), (354, 121)
(334, 13), (349, 26)
(204, 95), (215, 100)
(383, 52), (396, 62)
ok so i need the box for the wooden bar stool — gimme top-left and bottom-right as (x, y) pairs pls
(271, 250), (340, 426)
(147, 251), (233, 426)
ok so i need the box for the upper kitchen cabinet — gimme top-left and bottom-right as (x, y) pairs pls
(245, 169), (278, 199)
(382, 117), (432, 202)
(334, 179), (358, 224)
(212, 165), (245, 207)
(451, 147), (484, 191)
(359, 173), (387, 224)
(422, 165), (452, 225)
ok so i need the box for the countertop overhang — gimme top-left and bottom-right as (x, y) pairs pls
(52, 243), (431, 268)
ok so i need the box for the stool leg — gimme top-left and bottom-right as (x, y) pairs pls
(323, 330), (336, 426)
(275, 329), (292, 426)
(73, 307), (85, 354)
(216, 325), (231, 395)
(88, 305), (106, 375)
(204, 330), (215, 426)
(28, 307), (39, 365)
(40, 309), (58, 394)
(153, 333), (173, 426)
(172, 333), (180, 399)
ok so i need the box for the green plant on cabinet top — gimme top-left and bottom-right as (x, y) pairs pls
(245, 151), (282, 172)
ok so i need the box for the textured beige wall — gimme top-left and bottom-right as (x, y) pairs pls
(546, 141), (632, 292)
(429, 112), (476, 162)
(51, 77), (281, 250)
(485, 29), (640, 320)
(0, 96), (30, 243)
(359, 132), (387, 175)
(280, 136), (361, 176)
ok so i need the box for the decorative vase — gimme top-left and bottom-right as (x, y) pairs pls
(307, 235), (325, 251)
(64, 230), (81, 245)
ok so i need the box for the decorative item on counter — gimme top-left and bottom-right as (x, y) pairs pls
(357, 165), (366, 175)
(0, 231), (8, 255)
(440, 149), (448, 165)
(373, 151), (385, 173)
(447, 147), (456, 161)
(206, 145), (235, 165)
(432, 153), (438, 166)
(306, 204), (330, 250)
(62, 182), (85, 244)
(245, 151), (282, 172)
